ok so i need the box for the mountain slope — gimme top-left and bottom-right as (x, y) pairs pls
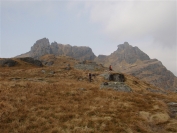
(0, 55), (177, 133)
(16, 38), (177, 91)
(95, 42), (177, 91)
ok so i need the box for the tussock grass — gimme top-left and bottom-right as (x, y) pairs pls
(0, 56), (177, 133)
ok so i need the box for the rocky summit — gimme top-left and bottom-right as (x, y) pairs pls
(16, 38), (96, 61)
(95, 42), (177, 91)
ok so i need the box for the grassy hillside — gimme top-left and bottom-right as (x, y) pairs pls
(0, 56), (177, 133)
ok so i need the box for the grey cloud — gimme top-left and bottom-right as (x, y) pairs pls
(83, 1), (176, 47)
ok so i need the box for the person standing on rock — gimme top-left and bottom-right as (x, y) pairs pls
(88, 73), (92, 82)
(109, 65), (113, 71)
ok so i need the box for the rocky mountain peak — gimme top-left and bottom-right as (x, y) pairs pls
(30, 38), (51, 59)
(94, 42), (177, 91)
(117, 42), (130, 50)
(17, 38), (96, 61)
(34, 38), (49, 46)
(114, 42), (150, 64)
(51, 41), (58, 46)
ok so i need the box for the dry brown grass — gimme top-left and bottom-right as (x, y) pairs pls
(0, 56), (177, 133)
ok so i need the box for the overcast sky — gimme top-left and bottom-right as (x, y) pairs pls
(1, 0), (177, 76)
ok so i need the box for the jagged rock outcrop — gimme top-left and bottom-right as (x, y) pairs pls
(50, 42), (96, 61)
(95, 42), (150, 65)
(30, 38), (51, 59)
(116, 42), (150, 64)
(95, 42), (177, 91)
(16, 38), (96, 61)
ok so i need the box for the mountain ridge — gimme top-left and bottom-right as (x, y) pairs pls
(16, 38), (96, 61)
(16, 38), (177, 91)
(95, 42), (177, 91)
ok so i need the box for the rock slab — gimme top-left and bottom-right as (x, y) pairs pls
(100, 82), (132, 92)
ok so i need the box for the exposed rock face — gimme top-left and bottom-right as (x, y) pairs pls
(16, 38), (96, 61)
(117, 42), (150, 64)
(50, 42), (96, 61)
(95, 42), (150, 65)
(100, 73), (126, 82)
(19, 57), (43, 67)
(0, 59), (17, 67)
(95, 42), (177, 91)
(30, 38), (51, 59)
(124, 59), (177, 91)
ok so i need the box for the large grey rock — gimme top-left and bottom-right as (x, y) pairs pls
(0, 59), (17, 67)
(100, 82), (132, 92)
(100, 73), (126, 82)
(167, 102), (177, 118)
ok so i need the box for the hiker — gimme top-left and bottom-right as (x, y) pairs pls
(88, 73), (92, 82)
(109, 65), (113, 71)
(66, 64), (71, 70)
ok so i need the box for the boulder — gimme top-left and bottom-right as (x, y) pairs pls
(65, 64), (71, 70)
(100, 82), (132, 92)
(167, 102), (177, 118)
(100, 73), (126, 82)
